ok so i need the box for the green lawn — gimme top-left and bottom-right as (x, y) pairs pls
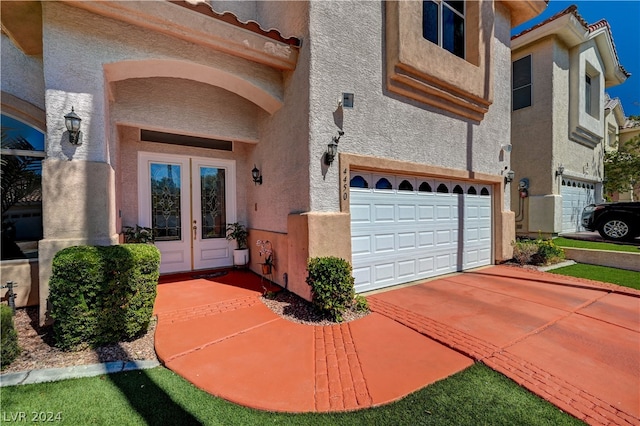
(549, 263), (640, 290)
(1, 364), (582, 425)
(554, 237), (640, 253)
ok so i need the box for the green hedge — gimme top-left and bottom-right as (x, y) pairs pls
(49, 244), (160, 350)
(306, 256), (355, 322)
(1, 304), (20, 368)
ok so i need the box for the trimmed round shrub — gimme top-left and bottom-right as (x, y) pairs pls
(306, 256), (355, 322)
(49, 244), (160, 350)
(1, 304), (20, 368)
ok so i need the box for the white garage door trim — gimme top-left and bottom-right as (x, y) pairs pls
(350, 172), (492, 293)
(560, 179), (595, 234)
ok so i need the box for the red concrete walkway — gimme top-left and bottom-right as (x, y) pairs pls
(153, 270), (472, 412)
(153, 266), (640, 424)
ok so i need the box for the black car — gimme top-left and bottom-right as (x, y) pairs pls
(582, 202), (640, 241)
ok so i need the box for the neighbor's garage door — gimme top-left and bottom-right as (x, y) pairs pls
(561, 179), (595, 233)
(350, 172), (492, 293)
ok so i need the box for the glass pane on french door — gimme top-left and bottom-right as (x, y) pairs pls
(200, 167), (226, 239)
(150, 163), (182, 241)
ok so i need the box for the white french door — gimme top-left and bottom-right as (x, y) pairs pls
(138, 152), (236, 274)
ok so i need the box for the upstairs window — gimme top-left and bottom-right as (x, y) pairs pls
(513, 55), (532, 111)
(423, 0), (465, 59)
(585, 74), (592, 115)
(583, 62), (600, 119)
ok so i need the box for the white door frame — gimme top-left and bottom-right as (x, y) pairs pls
(137, 152), (236, 274)
(191, 157), (237, 270)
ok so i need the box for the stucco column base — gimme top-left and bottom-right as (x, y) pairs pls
(527, 195), (562, 237)
(38, 235), (118, 326)
(496, 210), (515, 262)
(39, 159), (117, 324)
(287, 212), (352, 302)
(42, 159), (116, 241)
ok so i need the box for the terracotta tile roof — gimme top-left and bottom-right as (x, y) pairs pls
(512, 5), (630, 78)
(623, 118), (640, 129)
(170, 1), (302, 47)
(604, 95), (619, 111)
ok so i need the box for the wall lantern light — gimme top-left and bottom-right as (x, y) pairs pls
(325, 130), (344, 165)
(64, 107), (82, 145)
(505, 169), (515, 184)
(556, 164), (565, 177)
(251, 165), (262, 185)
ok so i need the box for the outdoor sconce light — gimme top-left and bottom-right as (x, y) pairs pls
(325, 130), (344, 165)
(556, 164), (565, 177)
(64, 107), (82, 145)
(251, 165), (262, 185)
(505, 169), (515, 184)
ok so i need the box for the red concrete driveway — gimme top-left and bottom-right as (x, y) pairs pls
(369, 265), (640, 425)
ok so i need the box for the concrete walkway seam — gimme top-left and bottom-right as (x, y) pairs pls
(368, 296), (639, 426)
(0, 360), (161, 387)
(163, 317), (282, 363)
(499, 291), (611, 350)
(158, 296), (260, 324)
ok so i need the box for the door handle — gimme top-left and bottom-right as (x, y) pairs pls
(193, 221), (197, 240)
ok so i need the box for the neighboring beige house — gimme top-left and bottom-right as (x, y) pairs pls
(510, 5), (629, 237)
(1, 0), (546, 323)
(603, 94), (626, 155)
(614, 117), (640, 201)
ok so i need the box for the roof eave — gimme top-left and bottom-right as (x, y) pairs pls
(0, 1), (43, 56)
(499, 0), (548, 28)
(61, 1), (299, 71)
(512, 13), (586, 51)
(591, 28), (629, 87)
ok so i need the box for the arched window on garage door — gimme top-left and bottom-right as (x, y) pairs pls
(436, 183), (449, 193)
(453, 185), (464, 194)
(398, 180), (414, 191)
(419, 182), (432, 192)
(467, 186), (477, 195)
(481, 187), (490, 195)
(375, 178), (393, 190)
(350, 175), (369, 188)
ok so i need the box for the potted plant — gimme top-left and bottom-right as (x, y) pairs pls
(122, 225), (155, 244)
(256, 239), (274, 275)
(226, 223), (249, 267)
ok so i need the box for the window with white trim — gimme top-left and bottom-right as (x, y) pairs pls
(513, 55), (532, 111)
(1, 114), (45, 260)
(585, 74), (592, 115)
(584, 62), (600, 119)
(423, 0), (465, 59)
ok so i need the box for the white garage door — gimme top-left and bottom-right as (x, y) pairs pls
(350, 172), (492, 293)
(561, 179), (595, 233)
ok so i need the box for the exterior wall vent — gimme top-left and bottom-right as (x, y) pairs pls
(140, 130), (233, 151)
